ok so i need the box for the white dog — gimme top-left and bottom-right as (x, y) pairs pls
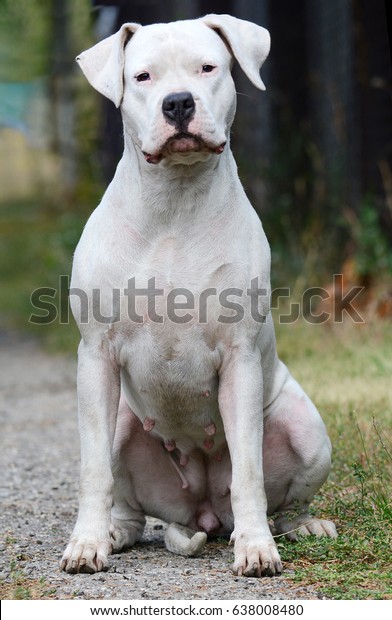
(61, 14), (337, 577)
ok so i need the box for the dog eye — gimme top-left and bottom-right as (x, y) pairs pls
(136, 72), (151, 82)
(201, 65), (215, 73)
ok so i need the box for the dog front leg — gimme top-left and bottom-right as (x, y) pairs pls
(219, 348), (282, 577)
(61, 340), (120, 573)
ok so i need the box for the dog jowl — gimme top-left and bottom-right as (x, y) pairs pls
(61, 14), (337, 577)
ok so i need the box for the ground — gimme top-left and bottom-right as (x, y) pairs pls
(0, 332), (327, 601)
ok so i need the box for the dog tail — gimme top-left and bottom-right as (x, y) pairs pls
(164, 523), (207, 557)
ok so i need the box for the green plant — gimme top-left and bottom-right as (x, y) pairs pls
(0, 559), (58, 600)
(344, 201), (392, 278)
(274, 320), (392, 599)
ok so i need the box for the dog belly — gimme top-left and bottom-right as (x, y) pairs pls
(114, 400), (234, 535)
(118, 331), (225, 455)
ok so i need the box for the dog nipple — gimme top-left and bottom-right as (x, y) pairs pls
(204, 422), (216, 436)
(202, 390), (210, 398)
(143, 417), (155, 432)
(165, 439), (176, 452)
(203, 438), (214, 451)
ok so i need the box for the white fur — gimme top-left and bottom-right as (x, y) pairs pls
(61, 14), (336, 577)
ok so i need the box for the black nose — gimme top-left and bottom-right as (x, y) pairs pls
(162, 91), (195, 126)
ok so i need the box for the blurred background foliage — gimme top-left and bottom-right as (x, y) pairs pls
(0, 0), (391, 348)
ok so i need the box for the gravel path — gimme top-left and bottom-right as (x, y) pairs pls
(0, 334), (323, 600)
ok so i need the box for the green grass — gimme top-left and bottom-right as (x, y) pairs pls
(0, 559), (57, 600)
(0, 197), (91, 350)
(274, 320), (392, 599)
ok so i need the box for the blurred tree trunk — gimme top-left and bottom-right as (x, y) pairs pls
(51, 0), (76, 194)
(231, 0), (271, 214)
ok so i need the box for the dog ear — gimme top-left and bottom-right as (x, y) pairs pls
(201, 14), (270, 91)
(76, 23), (140, 107)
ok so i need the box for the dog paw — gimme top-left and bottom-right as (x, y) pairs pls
(274, 514), (338, 541)
(60, 538), (112, 574)
(231, 530), (282, 577)
(109, 523), (140, 552)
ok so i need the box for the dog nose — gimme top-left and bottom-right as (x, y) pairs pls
(162, 92), (195, 125)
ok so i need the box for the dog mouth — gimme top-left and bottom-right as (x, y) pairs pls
(142, 133), (226, 164)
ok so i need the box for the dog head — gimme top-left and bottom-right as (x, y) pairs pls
(76, 14), (270, 165)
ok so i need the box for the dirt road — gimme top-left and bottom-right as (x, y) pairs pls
(0, 334), (323, 600)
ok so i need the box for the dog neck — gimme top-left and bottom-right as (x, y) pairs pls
(114, 131), (236, 224)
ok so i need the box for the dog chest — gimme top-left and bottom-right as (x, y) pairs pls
(112, 322), (226, 453)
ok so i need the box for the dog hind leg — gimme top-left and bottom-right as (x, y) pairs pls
(263, 375), (337, 541)
(110, 481), (146, 552)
